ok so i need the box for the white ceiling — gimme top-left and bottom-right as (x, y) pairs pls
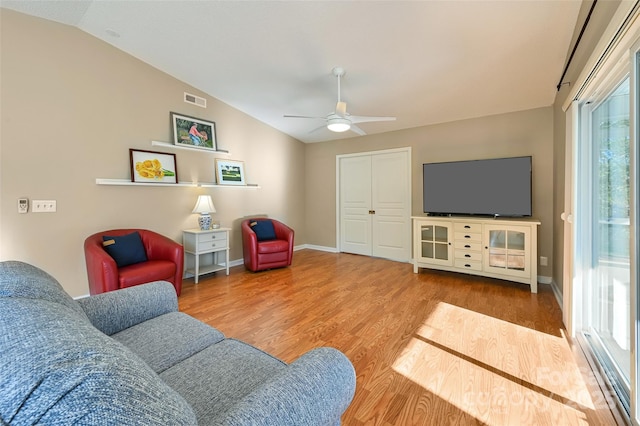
(2, 0), (582, 143)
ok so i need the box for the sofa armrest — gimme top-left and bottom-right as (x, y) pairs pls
(220, 347), (356, 426)
(77, 281), (178, 336)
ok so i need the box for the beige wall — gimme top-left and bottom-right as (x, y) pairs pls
(0, 10), (306, 297)
(306, 107), (555, 279)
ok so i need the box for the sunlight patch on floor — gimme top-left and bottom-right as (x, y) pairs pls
(392, 302), (602, 425)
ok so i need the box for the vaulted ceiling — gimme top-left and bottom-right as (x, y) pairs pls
(2, 1), (582, 143)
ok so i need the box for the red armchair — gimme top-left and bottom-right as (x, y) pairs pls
(84, 229), (184, 296)
(241, 219), (294, 272)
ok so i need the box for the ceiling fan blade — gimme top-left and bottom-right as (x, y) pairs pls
(336, 101), (347, 117)
(284, 114), (324, 120)
(309, 124), (328, 134)
(349, 115), (396, 124)
(350, 125), (366, 136)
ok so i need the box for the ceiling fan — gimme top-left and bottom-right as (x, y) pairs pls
(284, 67), (396, 135)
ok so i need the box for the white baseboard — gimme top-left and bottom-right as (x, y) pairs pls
(549, 279), (563, 309)
(538, 275), (552, 285)
(295, 244), (338, 253)
(186, 245), (334, 277)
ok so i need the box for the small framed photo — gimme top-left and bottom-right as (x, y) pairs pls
(215, 159), (246, 185)
(130, 149), (178, 184)
(171, 112), (217, 151)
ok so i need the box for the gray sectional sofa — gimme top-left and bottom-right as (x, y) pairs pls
(0, 261), (356, 425)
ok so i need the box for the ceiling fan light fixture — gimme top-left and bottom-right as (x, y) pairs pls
(327, 118), (351, 132)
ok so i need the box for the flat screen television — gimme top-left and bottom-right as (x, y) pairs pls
(423, 156), (532, 217)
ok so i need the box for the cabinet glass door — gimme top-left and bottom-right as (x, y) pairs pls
(421, 224), (450, 262)
(485, 227), (528, 277)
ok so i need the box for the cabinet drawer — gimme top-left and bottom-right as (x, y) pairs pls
(454, 240), (482, 251)
(199, 231), (227, 242)
(198, 239), (227, 252)
(454, 259), (482, 271)
(454, 222), (482, 234)
(454, 231), (481, 243)
(455, 250), (482, 261)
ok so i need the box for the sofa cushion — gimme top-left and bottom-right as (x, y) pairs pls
(112, 311), (225, 373)
(249, 220), (276, 241)
(0, 261), (88, 321)
(118, 260), (175, 289)
(102, 232), (148, 267)
(160, 338), (286, 425)
(0, 298), (196, 425)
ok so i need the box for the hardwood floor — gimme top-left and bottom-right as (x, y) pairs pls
(178, 249), (620, 425)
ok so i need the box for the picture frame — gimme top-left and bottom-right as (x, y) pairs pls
(215, 159), (246, 186)
(130, 149), (178, 184)
(171, 112), (217, 151)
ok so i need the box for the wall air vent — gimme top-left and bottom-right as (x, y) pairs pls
(184, 92), (206, 108)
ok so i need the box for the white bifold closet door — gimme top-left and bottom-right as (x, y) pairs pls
(338, 148), (411, 262)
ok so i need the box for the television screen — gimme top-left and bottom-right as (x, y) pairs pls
(423, 156), (532, 217)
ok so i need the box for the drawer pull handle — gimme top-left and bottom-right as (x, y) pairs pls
(465, 254), (471, 258)
(465, 245), (471, 248)
(464, 225), (471, 229)
(465, 264), (471, 268)
(464, 235), (471, 239)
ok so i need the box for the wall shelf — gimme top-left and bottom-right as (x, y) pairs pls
(95, 140), (258, 187)
(95, 178), (260, 188)
(151, 140), (231, 156)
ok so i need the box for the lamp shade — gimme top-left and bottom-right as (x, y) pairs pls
(192, 195), (216, 214)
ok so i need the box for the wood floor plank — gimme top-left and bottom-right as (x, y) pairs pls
(178, 249), (620, 425)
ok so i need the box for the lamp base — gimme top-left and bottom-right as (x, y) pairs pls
(198, 213), (212, 230)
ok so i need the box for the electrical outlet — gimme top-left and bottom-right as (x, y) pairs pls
(540, 256), (548, 266)
(18, 198), (28, 214)
(32, 200), (56, 213)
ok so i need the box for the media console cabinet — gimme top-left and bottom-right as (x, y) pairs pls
(412, 216), (541, 292)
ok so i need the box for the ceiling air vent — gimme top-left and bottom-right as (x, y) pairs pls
(184, 92), (206, 108)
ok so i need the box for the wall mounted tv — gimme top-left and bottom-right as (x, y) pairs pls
(422, 156), (532, 217)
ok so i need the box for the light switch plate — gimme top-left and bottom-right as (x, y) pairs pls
(32, 200), (56, 213)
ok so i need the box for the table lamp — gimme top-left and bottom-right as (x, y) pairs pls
(192, 195), (216, 230)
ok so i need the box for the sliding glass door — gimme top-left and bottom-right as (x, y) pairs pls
(576, 70), (633, 414)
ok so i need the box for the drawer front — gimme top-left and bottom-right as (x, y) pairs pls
(454, 231), (482, 243)
(198, 239), (227, 252)
(454, 222), (482, 234)
(454, 240), (482, 251)
(455, 250), (482, 261)
(199, 231), (227, 243)
(454, 258), (482, 271)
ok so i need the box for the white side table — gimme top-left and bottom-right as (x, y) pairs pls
(183, 228), (230, 284)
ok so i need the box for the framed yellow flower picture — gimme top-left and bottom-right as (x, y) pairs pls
(129, 149), (178, 184)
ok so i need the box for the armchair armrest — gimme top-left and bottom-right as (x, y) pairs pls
(242, 220), (259, 270)
(220, 347), (356, 426)
(143, 232), (183, 263)
(84, 239), (119, 294)
(272, 220), (294, 264)
(77, 281), (178, 336)
(272, 220), (294, 243)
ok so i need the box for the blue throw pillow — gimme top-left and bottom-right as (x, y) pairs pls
(102, 232), (148, 267)
(250, 220), (276, 241)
